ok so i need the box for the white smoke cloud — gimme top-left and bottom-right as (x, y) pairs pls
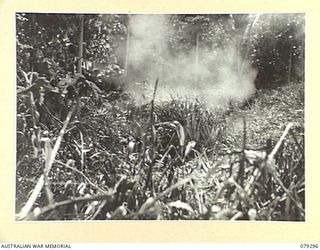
(123, 14), (257, 108)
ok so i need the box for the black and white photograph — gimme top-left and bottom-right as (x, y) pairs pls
(15, 13), (305, 221)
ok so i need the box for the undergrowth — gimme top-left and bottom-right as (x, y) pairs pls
(16, 82), (305, 221)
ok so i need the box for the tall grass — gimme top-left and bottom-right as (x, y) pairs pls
(16, 83), (305, 220)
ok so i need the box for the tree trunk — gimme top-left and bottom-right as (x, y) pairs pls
(124, 24), (130, 78)
(195, 31), (200, 86)
(77, 15), (84, 74)
(288, 47), (293, 84)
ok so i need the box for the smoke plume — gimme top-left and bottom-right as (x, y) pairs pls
(123, 14), (257, 109)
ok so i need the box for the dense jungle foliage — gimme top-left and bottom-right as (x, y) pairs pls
(16, 13), (304, 221)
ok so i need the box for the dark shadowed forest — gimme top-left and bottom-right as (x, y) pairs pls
(16, 13), (304, 221)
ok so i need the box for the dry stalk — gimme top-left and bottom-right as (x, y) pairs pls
(16, 106), (76, 220)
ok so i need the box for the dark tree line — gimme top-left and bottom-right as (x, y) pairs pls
(17, 13), (304, 91)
